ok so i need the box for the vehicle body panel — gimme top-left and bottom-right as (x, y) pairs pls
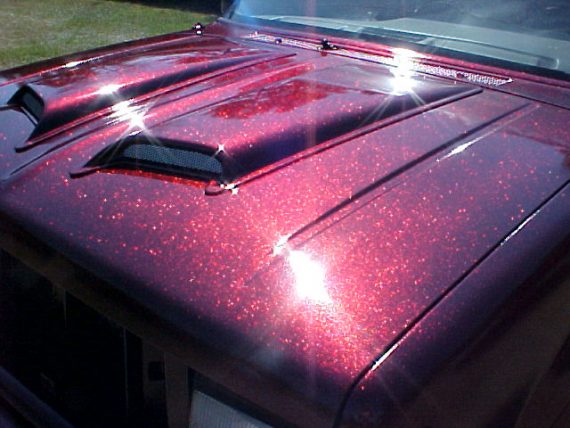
(0, 17), (569, 427)
(339, 184), (570, 427)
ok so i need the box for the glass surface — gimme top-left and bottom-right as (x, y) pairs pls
(229, 0), (570, 79)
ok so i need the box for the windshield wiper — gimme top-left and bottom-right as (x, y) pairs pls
(361, 25), (557, 68)
(253, 15), (558, 70)
(251, 15), (439, 46)
(248, 14), (561, 72)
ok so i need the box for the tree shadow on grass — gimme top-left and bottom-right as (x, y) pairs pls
(113, 0), (220, 14)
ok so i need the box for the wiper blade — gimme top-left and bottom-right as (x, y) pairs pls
(251, 15), (432, 43)
(361, 24), (558, 69)
(250, 14), (560, 70)
(364, 26), (542, 56)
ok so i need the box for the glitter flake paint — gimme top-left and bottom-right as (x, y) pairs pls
(0, 19), (569, 427)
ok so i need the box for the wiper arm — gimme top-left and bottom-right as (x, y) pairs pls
(251, 15), (432, 43)
(250, 15), (559, 70)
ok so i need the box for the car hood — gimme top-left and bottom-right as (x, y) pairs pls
(1, 23), (570, 424)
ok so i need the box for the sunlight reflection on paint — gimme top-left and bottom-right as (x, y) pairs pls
(97, 84), (123, 96)
(273, 234), (290, 256)
(445, 141), (477, 158)
(389, 48), (419, 94)
(288, 250), (331, 304)
(392, 48), (419, 68)
(370, 342), (400, 371)
(390, 74), (416, 94)
(111, 100), (146, 129)
(63, 60), (82, 69)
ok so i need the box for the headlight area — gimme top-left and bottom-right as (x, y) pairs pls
(189, 378), (273, 428)
(0, 249), (279, 428)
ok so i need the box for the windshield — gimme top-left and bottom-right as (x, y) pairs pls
(229, 0), (570, 80)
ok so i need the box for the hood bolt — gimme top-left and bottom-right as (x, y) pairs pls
(193, 22), (204, 35)
(319, 39), (338, 51)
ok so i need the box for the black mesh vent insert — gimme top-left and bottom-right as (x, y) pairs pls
(9, 86), (44, 124)
(82, 136), (226, 182)
(122, 144), (223, 175)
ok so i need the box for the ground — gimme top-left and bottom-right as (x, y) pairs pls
(0, 0), (218, 70)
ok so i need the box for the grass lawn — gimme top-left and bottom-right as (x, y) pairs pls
(0, 0), (217, 70)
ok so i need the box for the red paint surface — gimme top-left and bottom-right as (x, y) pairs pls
(1, 19), (569, 425)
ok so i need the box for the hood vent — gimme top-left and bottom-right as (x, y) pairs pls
(9, 86), (44, 124)
(76, 136), (227, 182)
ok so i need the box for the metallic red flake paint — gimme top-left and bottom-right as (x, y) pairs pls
(1, 19), (569, 427)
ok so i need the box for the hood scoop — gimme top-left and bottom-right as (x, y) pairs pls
(68, 60), (480, 187)
(0, 86), (44, 156)
(9, 86), (44, 124)
(105, 64), (480, 184)
(15, 36), (286, 150)
(73, 135), (228, 182)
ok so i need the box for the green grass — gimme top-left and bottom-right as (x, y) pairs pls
(0, 0), (217, 70)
